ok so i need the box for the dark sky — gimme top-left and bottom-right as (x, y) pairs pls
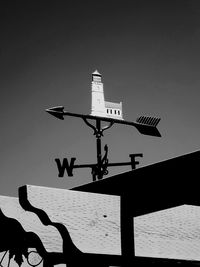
(1, 0), (200, 196)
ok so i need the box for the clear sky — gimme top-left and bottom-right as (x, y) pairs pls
(1, 0), (200, 197)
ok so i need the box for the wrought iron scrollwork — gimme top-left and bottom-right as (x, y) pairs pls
(82, 118), (114, 137)
(101, 144), (109, 175)
(27, 251), (43, 266)
(91, 144), (109, 180)
(18, 186), (109, 267)
(0, 209), (45, 267)
(82, 118), (99, 136)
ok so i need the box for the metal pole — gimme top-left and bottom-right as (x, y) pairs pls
(96, 119), (102, 180)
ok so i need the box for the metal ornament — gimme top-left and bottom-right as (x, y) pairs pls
(46, 71), (161, 181)
(46, 106), (161, 181)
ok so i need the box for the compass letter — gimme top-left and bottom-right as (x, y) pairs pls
(129, 154), (143, 170)
(55, 158), (76, 177)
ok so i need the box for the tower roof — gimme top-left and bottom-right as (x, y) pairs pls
(105, 101), (122, 109)
(92, 70), (101, 76)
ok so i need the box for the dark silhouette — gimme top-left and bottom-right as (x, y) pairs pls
(0, 209), (46, 267)
(19, 186), (109, 267)
(46, 104), (161, 181)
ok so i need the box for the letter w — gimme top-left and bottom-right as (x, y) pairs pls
(55, 158), (76, 177)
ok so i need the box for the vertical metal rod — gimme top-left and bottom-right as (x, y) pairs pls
(96, 119), (103, 180)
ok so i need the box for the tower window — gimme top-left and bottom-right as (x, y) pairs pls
(114, 110), (116, 114)
(118, 110), (120, 115)
(110, 109), (112, 114)
(107, 109), (109, 113)
(93, 76), (101, 82)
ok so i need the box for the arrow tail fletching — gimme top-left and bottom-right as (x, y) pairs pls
(136, 116), (161, 127)
(135, 116), (161, 137)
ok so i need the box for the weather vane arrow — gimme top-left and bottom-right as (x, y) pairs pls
(46, 106), (161, 137)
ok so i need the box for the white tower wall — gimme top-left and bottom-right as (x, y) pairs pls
(90, 70), (106, 117)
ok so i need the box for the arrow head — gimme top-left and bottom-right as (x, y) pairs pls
(45, 106), (65, 120)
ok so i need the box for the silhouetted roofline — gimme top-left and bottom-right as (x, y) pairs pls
(72, 150), (200, 216)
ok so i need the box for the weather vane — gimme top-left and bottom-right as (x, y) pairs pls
(46, 70), (161, 181)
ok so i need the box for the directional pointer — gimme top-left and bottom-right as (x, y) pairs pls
(46, 106), (161, 137)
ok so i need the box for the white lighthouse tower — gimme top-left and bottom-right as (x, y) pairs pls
(90, 70), (123, 120)
(91, 70), (106, 117)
